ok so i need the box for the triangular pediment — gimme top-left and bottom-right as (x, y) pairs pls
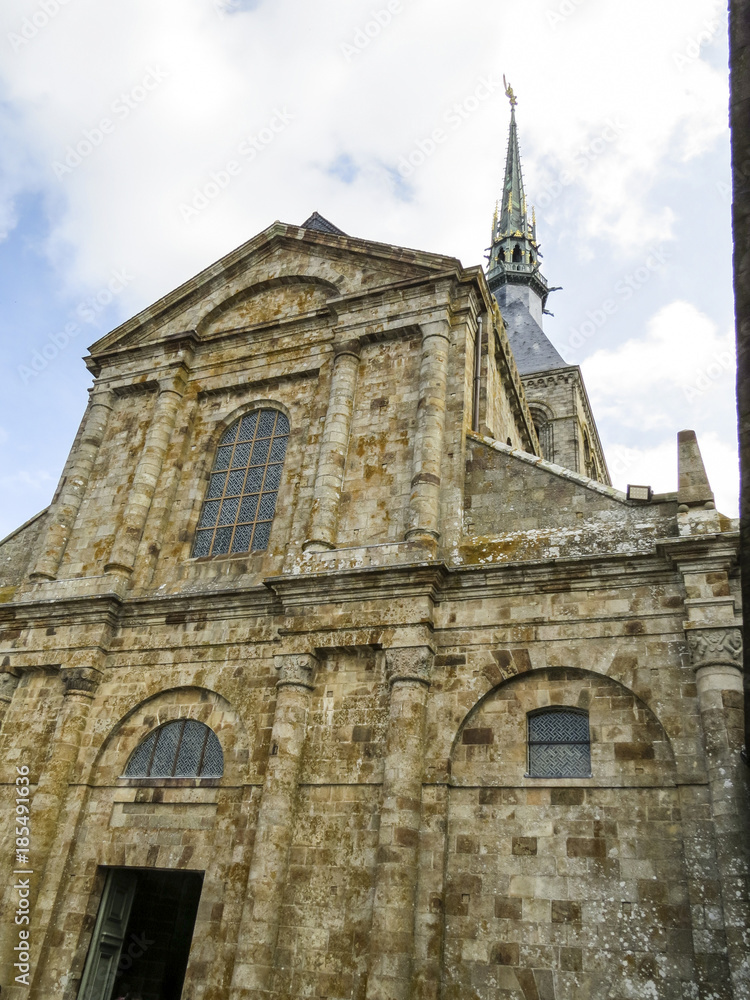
(88, 222), (463, 360)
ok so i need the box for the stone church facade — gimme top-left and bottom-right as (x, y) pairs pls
(0, 100), (748, 1000)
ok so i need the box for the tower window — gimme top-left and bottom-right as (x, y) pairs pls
(512, 244), (522, 263)
(124, 719), (224, 778)
(193, 408), (289, 557)
(527, 709), (591, 777)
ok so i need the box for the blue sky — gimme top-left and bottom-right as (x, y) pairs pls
(0, 0), (736, 538)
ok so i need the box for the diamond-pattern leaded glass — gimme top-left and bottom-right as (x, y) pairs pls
(214, 446), (233, 471)
(252, 522), (271, 550)
(199, 500), (220, 528)
(218, 497), (240, 525)
(220, 424), (238, 446)
(193, 408), (290, 557)
(193, 530), (212, 557)
(150, 723), (181, 776)
(124, 731), (156, 776)
(527, 709), (591, 778)
(239, 412), (258, 440)
(123, 719), (224, 778)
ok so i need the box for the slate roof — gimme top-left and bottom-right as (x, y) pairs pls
(501, 299), (568, 375)
(301, 212), (348, 236)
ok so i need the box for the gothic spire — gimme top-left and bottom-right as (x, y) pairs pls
(487, 81), (567, 375)
(497, 81), (527, 241)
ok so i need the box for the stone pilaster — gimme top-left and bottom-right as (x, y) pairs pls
(365, 645), (433, 1000)
(229, 652), (317, 1000)
(105, 374), (186, 575)
(304, 343), (360, 551)
(0, 665), (102, 994)
(687, 625), (750, 998)
(0, 670), (20, 732)
(405, 322), (450, 543)
(29, 388), (114, 581)
(412, 783), (448, 1000)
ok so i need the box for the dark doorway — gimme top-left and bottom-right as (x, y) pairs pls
(78, 868), (203, 1000)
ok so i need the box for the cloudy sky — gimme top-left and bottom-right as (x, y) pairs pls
(0, 0), (736, 539)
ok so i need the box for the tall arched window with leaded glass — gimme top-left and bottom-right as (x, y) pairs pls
(193, 408), (290, 557)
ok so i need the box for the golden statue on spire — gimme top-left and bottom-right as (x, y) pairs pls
(503, 75), (518, 107)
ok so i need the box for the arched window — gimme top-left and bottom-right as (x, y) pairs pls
(124, 719), (224, 778)
(527, 708), (591, 778)
(193, 408), (290, 557)
(583, 431), (595, 479)
(529, 405), (554, 463)
(512, 244), (522, 263)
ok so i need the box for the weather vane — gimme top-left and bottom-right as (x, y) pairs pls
(503, 75), (518, 107)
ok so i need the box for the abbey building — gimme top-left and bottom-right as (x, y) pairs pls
(0, 96), (748, 1000)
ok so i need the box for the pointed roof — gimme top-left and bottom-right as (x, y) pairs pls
(501, 301), (568, 374)
(497, 105), (527, 239)
(301, 211), (348, 236)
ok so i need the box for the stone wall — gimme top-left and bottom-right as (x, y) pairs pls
(0, 222), (746, 1000)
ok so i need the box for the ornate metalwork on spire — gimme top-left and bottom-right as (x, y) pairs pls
(488, 82), (547, 307)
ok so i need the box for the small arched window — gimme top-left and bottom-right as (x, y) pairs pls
(529, 406), (554, 463)
(527, 709), (591, 778)
(512, 244), (522, 263)
(193, 408), (290, 557)
(124, 719), (224, 778)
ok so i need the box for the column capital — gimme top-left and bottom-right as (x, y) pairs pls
(333, 339), (362, 361)
(61, 666), (102, 698)
(686, 626), (743, 672)
(274, 652), (318, 690)
(0, 671), (20, 704)
(88, 385), (115, 409)
(385, 645), (434, 687)
(419, 319), (451, 343)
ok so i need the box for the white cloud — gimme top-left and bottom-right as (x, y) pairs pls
(0, 0), (731, 301)
(582, 301), (739, 516)
(583, 300), (734, 410)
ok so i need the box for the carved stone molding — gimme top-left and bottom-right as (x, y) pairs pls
(61, 666), (102, 697)
(274, 653), (318, 690)
(686, 627), (743, 671)
(385, 646), (434, 687)
(0, 671), (20, 703)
